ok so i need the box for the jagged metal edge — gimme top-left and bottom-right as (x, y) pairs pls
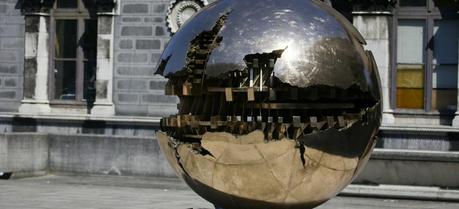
(166, 0), (209, 34)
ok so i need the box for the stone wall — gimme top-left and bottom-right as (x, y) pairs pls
(0, 132), (176, 178)
(354, 149), (459, 188)
(0, 0), (394, 119)
(0, 133), (49, 177)
(0, 115), (159, 137)
(113, 0), (178, 117)
(0, 0), (24, 112)
(2, 132), (459, 188)
(377, 128), (459, 151)
(49, 133), (175, 177)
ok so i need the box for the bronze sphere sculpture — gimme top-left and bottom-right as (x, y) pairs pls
(156, 0), (382, 208)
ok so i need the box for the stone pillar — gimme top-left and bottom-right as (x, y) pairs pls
(453, 40), (459, 127)
(91, 15), (115, 116)
(353, 12), (395, 124)
(19, 13), (51, 114)
(90, 1), (118, 116)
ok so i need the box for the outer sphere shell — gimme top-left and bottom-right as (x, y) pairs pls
(156, 0), (382, 209)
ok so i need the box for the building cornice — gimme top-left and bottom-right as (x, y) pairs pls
(18, 0), (118, 15)
(0, 113), (162, 125)
(352, 11), (393, 15)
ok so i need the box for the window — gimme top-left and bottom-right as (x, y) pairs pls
(432, 19), (459, 111)
(19, 0), (116, 115)
(396, 20), (425, 109)
(394, 0), (458, 112)
(51, 0), (97, 102)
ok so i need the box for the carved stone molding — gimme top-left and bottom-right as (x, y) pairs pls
(18, 0), (117, 15)
(166, 0), (208, 33)
(18, 0), (55, 14)
(95, 0), (117, 14)
(350, 0), (396, 11)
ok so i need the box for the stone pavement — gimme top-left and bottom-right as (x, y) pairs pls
(1, 175), (459, 209)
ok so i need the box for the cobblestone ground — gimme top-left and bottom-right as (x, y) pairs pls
(0, 175), (459, 209)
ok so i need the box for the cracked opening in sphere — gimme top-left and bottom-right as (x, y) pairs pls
(157, 10), (380, 151)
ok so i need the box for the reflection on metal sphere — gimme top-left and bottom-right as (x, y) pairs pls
(156, 0), (382, 208)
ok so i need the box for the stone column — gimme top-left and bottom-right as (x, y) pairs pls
(19, 13), (51, 114)
(453, 40), (459, 127)
(90, 1), (118, 116)
(91, 15), (115, 116)
(353, 12), (395, 124)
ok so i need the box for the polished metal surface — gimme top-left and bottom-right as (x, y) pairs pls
(156, 0), (382, 208)
(156, 0), (378, 96)
(157, 111), (380, 209)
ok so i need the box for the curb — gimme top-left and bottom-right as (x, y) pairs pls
(341, 184), (459, 202)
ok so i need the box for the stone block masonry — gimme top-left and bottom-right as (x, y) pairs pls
(2, 132), (459, 188)
(0, 133), (49, 177)
(49, 134), (175, 177)
(0, 132), (176, 178)
(0, 0), (25, 112)
(114, 0), (178, 117)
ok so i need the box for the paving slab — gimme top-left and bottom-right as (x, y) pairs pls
(343, 184), (459, 202)
(0, 175), (459, 209)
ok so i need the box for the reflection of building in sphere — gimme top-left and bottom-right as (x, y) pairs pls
(156, 0), (382, 209)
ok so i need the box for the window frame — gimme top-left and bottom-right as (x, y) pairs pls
(391, 0), (459, 113)
(49, 0), (96, 104)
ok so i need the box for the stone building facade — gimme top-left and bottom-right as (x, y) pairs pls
(0, 0), (24, 112)
(114, 0), (177, 116)
(0, 0), (458, 181)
